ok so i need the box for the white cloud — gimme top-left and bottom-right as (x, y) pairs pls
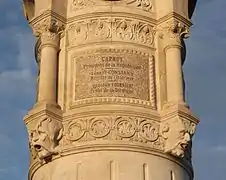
(0, 27), (36, 99)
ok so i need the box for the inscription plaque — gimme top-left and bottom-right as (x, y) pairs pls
(73, 50), (154, 105)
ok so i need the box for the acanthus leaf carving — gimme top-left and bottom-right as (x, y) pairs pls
(32, 18), (65, 37)
(29, 116), (63, 163)
(67, 18), (155, 48)
(157, 20), (190, 49)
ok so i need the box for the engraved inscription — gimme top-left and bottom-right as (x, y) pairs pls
(74, 50), (150, 100)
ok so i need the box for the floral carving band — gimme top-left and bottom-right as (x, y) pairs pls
(67, 18), (155, 48)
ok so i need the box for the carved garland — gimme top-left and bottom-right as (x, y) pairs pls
(64, 116), (163, 149)
(67, 18), (155, 48)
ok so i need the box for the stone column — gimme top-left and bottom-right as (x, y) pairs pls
(38, 31), (60, 105)
(32, 19), (64, 107)
(163, 20), (189, 106)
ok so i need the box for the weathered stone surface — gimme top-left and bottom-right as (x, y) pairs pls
(22, 0), (199, 180)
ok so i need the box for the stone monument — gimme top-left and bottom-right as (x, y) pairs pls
(22, 0), (199, 179)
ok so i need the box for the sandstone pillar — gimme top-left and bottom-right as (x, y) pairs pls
(22, 1), (199, 180)
(38, 32), (59, 105)
(163, 21), (189, 106)
(32, 19), (63, 107)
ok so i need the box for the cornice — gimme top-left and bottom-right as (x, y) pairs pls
(24, 104), (63, 124)
(157, 12), (193, 28)
(62, 109), (161, 122)
(29, 10), (66, 27)
(66, 12), (157, 25)
(160, 105), (199, 124)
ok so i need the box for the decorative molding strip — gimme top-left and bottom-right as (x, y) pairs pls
(71, 0), (153, 12)
(67, 18), (155, 48)
(63, 116), (163, 150)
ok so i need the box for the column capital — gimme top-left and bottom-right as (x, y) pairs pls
(157, 20), (190, 51)
(32, 18), (65, 49)
(32, 18), (65, 36)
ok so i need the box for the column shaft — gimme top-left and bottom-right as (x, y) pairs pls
(165, 45), (184, 104)
(37, 32), (60, 106)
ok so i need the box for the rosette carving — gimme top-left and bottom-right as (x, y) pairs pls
(89, 117), (111, 138)
(64, 116), (163, 150)
(116, 117), (136, 138)
(140, 120), (159, 142)
(66, 121), (85, 141)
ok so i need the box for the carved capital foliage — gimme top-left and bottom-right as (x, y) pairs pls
(32, 18), (65, 36)
(32, 18), (65, 48)
(28, 116), (63, 164)
(157, 20), (190, 49)
(40, 31), (61, 49)
(63, 116), (163, 149)
(71, 0), (153, 12)
(160, 117), (196, 158)
(67, 18), (155, 48)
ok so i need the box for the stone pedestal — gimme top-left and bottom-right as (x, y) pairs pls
(22, 1), (199, 180)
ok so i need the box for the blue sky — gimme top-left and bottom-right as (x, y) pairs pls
(0, 0), (225, 180)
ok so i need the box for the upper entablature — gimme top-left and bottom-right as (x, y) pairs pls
(155, 0), (197, 20)
(22, 0), (68, 22)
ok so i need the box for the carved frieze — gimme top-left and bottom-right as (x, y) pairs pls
(67, 18), (155, 48)
(160, 117), (196, 158)
(70, 49), (156, 109)
(64, 116), (163, 149)
(71, 0), (153, 12)
(126, 0), (152, 11)
(29, 116), (63, 163)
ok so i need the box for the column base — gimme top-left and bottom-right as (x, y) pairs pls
(163, 101), (189, 110)
(34, 100), (61, 109)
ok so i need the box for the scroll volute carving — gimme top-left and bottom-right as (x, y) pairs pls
(160, 117), (196, 158)
(22, 0), (35, 21)
(29, 116), (63, 163)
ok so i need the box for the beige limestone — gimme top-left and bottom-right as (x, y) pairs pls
(22, 0), (199, 180)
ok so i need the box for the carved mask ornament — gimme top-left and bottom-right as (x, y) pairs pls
(29, 117), (63, 162)
(163, 118), (194, 158)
